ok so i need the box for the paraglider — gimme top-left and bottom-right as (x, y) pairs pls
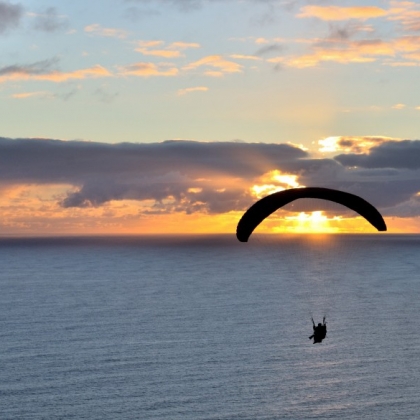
(309, 317), (327, 344)
(236, 187), (387, 345)
(236, 187), (387, 242)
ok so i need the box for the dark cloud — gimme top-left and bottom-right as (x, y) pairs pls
(125, 0), (293, 13)
(332, 140), (420, 211)
(0, 57), (59, 76)
(0, 1), (23, 34)
(255, 43), (285, 56)
(3, 137), (420, 218)
(33, 7), (68, 32)
(123, 6), (160, 21)
(325, 22), (373, 41)
(57, 87), (79, 101)
(335, 140), (420, 170)
(327, 25), (356, 41)
(125, 0), (205, 12)
(93, 87), (119, 103)
(0, 137), (307, 212)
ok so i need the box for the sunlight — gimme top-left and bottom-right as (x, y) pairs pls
(284, 211), (340, 233)
(253, 210), (388, 235)
(251, 170), (304, 199)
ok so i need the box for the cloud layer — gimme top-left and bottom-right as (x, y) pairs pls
(0, 138), (305, 213)
(2, 137), (420, 220)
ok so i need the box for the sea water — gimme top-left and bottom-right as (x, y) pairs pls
(1, 235), (419, 419)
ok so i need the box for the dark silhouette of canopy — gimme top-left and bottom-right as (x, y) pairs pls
(236, 187), (387, 242)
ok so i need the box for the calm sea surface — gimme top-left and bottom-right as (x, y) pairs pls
(1, 234), (420, 419)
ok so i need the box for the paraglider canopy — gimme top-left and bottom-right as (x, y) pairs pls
(236, 187), (387, 242)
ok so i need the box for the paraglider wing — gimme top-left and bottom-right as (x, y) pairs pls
(236, 187), (387, 242)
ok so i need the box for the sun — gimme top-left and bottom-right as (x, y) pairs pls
(285, 211), (339, 233)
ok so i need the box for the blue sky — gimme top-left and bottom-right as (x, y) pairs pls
(3, 0), (420, 143)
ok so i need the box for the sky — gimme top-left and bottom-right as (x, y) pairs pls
(1, 0), (420, 235)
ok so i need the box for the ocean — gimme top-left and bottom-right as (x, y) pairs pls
(1, 234), (419, 419)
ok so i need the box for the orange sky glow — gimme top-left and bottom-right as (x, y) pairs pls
(0, 177), (414, 236)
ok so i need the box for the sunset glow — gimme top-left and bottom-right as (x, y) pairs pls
(251, 171), (303, 199)
(285, 211), (337, 233)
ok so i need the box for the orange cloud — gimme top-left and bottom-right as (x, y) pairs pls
(0, 65), (112, 83)
(230, 54), (261, 61)
(169, 42), (200, 49)
(392, 103), (406, 109)
(177, 86), (208, 95)
(388, 1), (420, 31)
(135, 40), (200, 58)
(394, 35), (420, 52)
(136, 40), (164, 48)
(183, 55), (242, 75)
(84, 23), (128, 39)
(119, 62), (178, 77)
(11, 91), (50, 99)
(401, 51), (420, 62)
(268, 36), (420, 68)
(317, 136), (398, 154)
(269, 48), (376, 68)
(255, 37), (269, 44)
(298, 2), (420, 34)
(136, 48), (182, 58)
(298, 5), (387, 21)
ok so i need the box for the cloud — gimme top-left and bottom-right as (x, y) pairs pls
(171, 41), (200, 49)
(3, 137), (420, 220)
(0, 57), (59, 77)
(230, 54), (261, 61)
(93, 87), (119, 103)
(123, 6), (160, 22)
(326, 22), (375, 41)
(268, 35), (420, 68)
(297, 2), (420, 34)
(11, 87), (79, 101)
(388, 1), (420, 32)
(119, 62), (178, 77)
(0, 59), (112, 83)
(335, 140), (420, 170)
(136, 48), (182, 58)
(126, 0), (204, 12)
(31, 7), (68, 32)
(136, 40), (163, 48)
(9, 65), (111, 83)
(392, 103), (406, 109)
(177, 86), (208, 95)
(183, 55), (242, 76)
(255, 43), (285, 56)
(84, 23), (128, 39)
(318, 136), (396, 154)
(0, 138), (307, 213)
(125, 0), (298, 14)
(135, 40), (200, 58)
(0, 1), (23, 34)
(257, 4), (420, 68)
(298, 5), (387, 21)
(11, 91), (50, 99)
